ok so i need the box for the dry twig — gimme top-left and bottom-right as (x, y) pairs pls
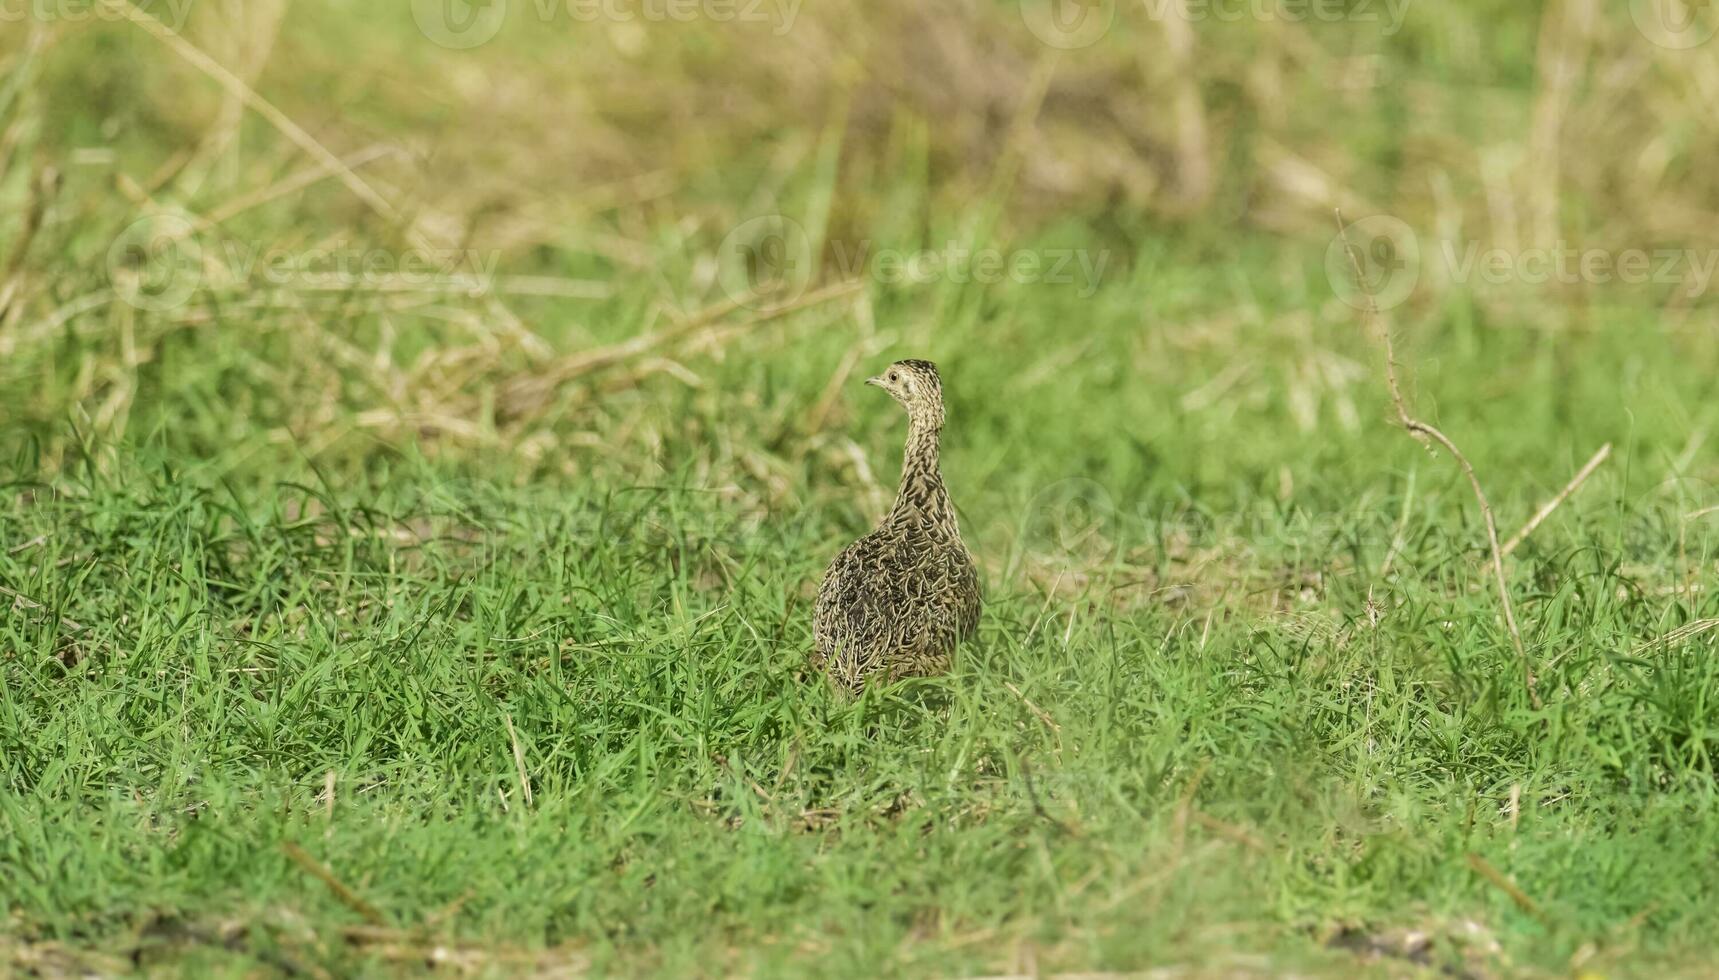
(1, 166), (54, 279)
(503, 712), (534, 808)
(1003, 681), (1062, 733)
(1501, 442), (1612, 557)
(1466, 853), (1551, 925)
(1633, 618), (1719, 655)
(109, 0), (411, 241)
(281, 841), (387, 926)
(1334, 211), (1541, 709)
(497, 279), (861, 419)
(1193, 811), (1267, 852)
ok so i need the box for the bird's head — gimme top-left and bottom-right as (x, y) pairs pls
(866, 358), (945, 429)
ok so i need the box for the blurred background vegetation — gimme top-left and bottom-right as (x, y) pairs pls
(3, 0), (1716, 501)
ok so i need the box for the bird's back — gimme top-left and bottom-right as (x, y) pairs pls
(814, 518), (979, 688)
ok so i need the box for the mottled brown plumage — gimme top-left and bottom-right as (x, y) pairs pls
(814, 359), (981, 690)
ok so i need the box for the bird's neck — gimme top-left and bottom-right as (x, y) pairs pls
(887, 418), (956, 534)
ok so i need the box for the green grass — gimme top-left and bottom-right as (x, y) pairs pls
(5, 2), (1719, 976)
(6, 306), (1718, 975)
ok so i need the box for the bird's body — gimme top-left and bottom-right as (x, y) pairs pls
(814, 360), (980, 690)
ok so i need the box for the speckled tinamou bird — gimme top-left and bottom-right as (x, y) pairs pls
(814, 359), (981, 691)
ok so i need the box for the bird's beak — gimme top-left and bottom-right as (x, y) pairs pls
(864, 375), (885, 388)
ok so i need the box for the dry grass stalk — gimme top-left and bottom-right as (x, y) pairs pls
(1334, 211), (1541, 710)
(1002, 681), (1061, 733)
(1193, 811), (1267, 852)
(1465, 853), (1551, 926)
(1634, 618), (1719, 655)
(0, 582), (87, 633)
(203, 144), (401, 227)
(497, 279), (862, 420)
(1, 166), (54, 280)
(0, 166), (57, 326)
(110, 0), (413, 244)
(339, 925), (590, 976)
(281, 841), (388, 926)
(1500, 442), (1612, 557)
(1159, 0), (1213, 213)
(503, 712), (534, 808)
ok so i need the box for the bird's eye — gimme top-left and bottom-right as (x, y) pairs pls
(888, 372), (898, 382)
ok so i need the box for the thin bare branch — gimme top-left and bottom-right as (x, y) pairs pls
(281, 841), (387, 926)
(1335, 210), (1541, 710)
(109, 0), (414, 243)
(497, 279), (862, 419)
(1466, 853), (1551, 925)
(1, 165), (55, 280)
(1501, 442), (1612, 557)
(503, 712), (534, 809)
(1004, 681), (1062, 733)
